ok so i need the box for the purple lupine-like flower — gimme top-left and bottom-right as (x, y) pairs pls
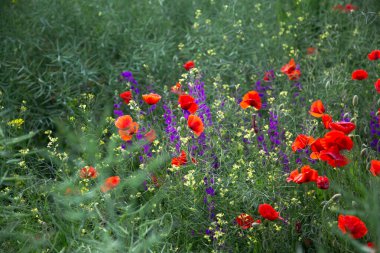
(254, 80), (272, 110)
(369, 110), (380, 152)
(120, 71), (142, 105)
(206, 186), (215, 196)
(114, 110), (124, 117)
(268, 110), (281, 149)
(121, 71), (138, 85)
(189, 78), (213, 126)
(279, 150), (290, 173)
(163, 104), (181, 153)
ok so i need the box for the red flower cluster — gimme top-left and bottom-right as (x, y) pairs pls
(115, 115), (139, 141)
(352, 69), (368, 80)
(120, 91), (132, 104)
(281, 58), (301, 81)
(375, 79), (380, 94)
(236, 213), (261, 230)
(79, 166), (98, 179)
(287, 165), (318, 184)
(291, 134), (314, 152)
(178, 94), (198, 114)
(368, 50), (380, 61)
(142, 93), (161, 105)
(333, 4), (358, 13)
(187, 115), (204, 137)
(338, 215), (368, 239)
(100, 176), (120, 193)
(287, 164), (330, 190)
(171, 150), (187, 167)
(370, 160), (380, 176)
(258, 204), (281, 221)
(240, 91), (262, 110)
(183, 60), (195, 71)
(307, 100), (355, 167)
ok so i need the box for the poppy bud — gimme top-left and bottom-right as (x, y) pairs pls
(360, 148), (367, 157)
(177, 126), (182, 132)
(325, 81), (330, 89)
(352, 95), (358, 107)
(180, 117), (186, 123)
(377, 98), (380, 106)
(316, 176), (329, 190)
(352, 201), (357, 208)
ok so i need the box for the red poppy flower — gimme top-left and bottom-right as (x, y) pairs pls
(307, 47), (317, 55)
(101, 176), (120, 192)
(187, 115), (204, 136)
(236, 213), (261, 230)
(263, 71), (274, 82)
(119, 91), (132, 104)
(142, 93), (161, 105)
(329, 122), (356, 135)
(288, 69), (301, 81)
(309, 100), (325, 118)
(287, 165), (319, 184)
(320, 130), (353, 151)
(240, 91), (262, 110)
(291, 134), (315, 152)
(338, 215), (368, 239)
(178, 94), (198, 114)
(320, 114), (332, 129)
(144, 129), (156, 143)
(115, 115), (133, 129)
(367, 242), (376, 250)
(370, 160), (380, 176)
(79, 166), (98, 179)
(171, 82), (183, 95)
(374, 79), (380, 94)
(281, 58), (297, 75)
(310, 138), (324, 159)
(171, 150), (187, 167)
(183, 60), (195, 71)
(352, 69), (368, 80)
(316, 176), (329, 189)
(258, 204), (279, 221)
(368, 50), (380, 61)
(319, 146), (349, 167)
(118, 121), (139, 141)
(344, 4), (358, 13)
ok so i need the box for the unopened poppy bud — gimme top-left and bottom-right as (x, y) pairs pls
(360, 148), (367, 157)
(325, 81), (330, 89)
(377, 98), (380, 106)
(176, 126), (182, 132)
(352, 201), (357, 208)
(180, 117), (186, 123)
(352, 95), (358, 107)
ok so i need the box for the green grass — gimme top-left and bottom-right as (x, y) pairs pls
(1, 0), (380, 252)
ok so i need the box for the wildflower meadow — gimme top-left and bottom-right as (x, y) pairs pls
(1, 0), (380, 252)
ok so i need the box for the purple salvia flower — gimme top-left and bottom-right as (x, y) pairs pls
(163, 104), (181, 153)
(370, 110), (380, 152)
(114, 110), (124, 117)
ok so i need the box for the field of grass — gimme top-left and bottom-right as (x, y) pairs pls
(1, 0), (380, 252)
